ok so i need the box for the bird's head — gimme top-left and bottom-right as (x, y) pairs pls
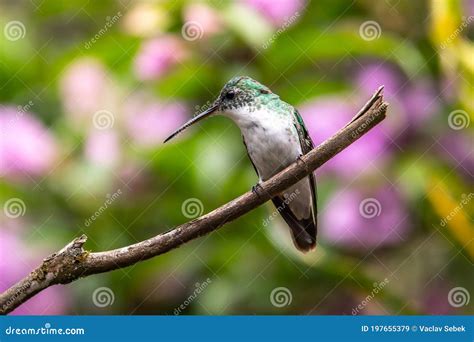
(164, 76), (277, 143)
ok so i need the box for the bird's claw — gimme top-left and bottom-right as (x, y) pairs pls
(252, 183), (264, 198)
(297, 154), (310, 172)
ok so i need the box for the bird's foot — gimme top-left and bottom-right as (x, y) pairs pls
(297, 154), (310, 172)
(252, 183), (265, 198)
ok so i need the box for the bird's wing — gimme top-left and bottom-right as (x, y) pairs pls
(293, 108), (318, 226)
(272, 108), (317, 252)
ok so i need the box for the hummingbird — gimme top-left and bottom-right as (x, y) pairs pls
(164, 76), (317, 252)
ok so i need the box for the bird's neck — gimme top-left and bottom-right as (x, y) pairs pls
(223, 106), (290, 134)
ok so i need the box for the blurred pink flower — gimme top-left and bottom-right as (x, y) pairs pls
(321, 185), (410, 250)
(355, 63), (403, 98)
(440, 75), (458, 102)
(421, 281), (456, 314)
(401, 80), (440, 127)
(84, 129), (121, 168)
(134, 36), (188, 81)
(300, 97), (391, 178)
(60, 58), (115, 125)
(125, 94), (187, 148)
(0, 106), (58, 180)
(354, 62), (439, 130)
(464, 0), (474, 16)
(438, 132), (474, 181)
(0, 229), (69, 314)
(244, 0), (305, 26)
(183, 3), (223, 37)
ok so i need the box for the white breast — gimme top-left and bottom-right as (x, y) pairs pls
(224, 107), (302, 181)
(223, 106), (312, 220)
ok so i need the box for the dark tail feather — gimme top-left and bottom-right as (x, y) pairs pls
(288, 217), (316, 252)
(272, 196), (317, 252)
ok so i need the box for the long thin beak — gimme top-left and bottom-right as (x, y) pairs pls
(163, 104), (219, 143)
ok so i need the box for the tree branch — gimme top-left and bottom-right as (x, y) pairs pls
(0, 88), (388, 315)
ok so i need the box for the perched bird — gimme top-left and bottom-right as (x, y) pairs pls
(164, 76), (317, 252)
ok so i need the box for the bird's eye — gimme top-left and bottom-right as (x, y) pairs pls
(225, 91), (235, 100)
